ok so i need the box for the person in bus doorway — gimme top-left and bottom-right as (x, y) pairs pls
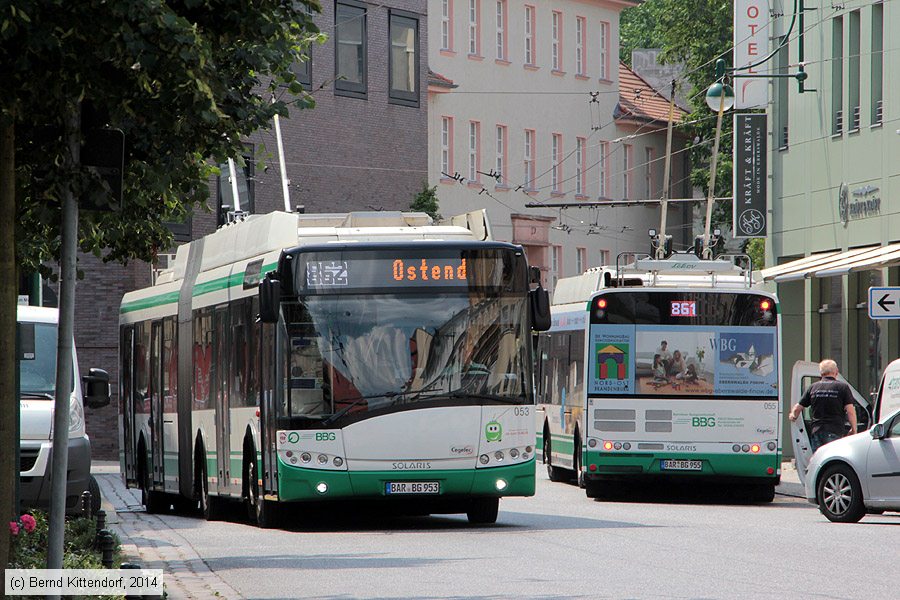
(788, 359), (857, 452)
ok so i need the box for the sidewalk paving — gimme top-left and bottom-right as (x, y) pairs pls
(91, 462), (241, 600)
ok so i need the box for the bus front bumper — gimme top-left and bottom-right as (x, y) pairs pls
(276, 457), (536, 502)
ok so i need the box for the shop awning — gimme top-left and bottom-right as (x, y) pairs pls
(761, 244), (900, 282)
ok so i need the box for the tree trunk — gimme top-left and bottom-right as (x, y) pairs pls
(0, 122), (16, 581)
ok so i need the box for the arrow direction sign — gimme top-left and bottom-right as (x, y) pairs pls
(868, 287), (900, 319)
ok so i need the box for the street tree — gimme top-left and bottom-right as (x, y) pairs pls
(620, 0), (734, 227)
(411, 182), (441, 221)
(0, 0), (321, 574)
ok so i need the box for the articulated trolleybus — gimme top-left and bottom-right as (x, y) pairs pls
(119, 211), (549, 526)
(537, 252), (782, 501)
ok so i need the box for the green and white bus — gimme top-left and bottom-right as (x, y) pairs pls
(119, 211), (548, 526)
(537, 254), (782, 501)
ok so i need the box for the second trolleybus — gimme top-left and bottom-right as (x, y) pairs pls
(537, 253), (782, 501)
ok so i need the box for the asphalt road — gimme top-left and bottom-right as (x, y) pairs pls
(131, 468), (899, 600)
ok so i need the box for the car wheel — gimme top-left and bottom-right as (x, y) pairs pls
(817, 463), (866, 523)
(88, 475), (102, 516)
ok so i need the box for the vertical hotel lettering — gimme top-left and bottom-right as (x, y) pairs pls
(392, 258), (467, 282)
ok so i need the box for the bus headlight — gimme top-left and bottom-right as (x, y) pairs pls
(315, 482), (328, 494)
(300, 452), (312, 463)
(317, 454), (328, 465)
(333, 457), (344, 467)
(495, 479), (508, 491)
(479, 454), (490, 465)
(494, 451), (504, 461)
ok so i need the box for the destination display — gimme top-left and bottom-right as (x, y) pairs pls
(295, 248), (526, 294)
(587, 324), (777, 398)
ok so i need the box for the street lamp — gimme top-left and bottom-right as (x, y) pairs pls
(700, 59), (734, 259)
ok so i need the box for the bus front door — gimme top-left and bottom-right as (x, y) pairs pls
(214, 307), (232, 496)
(790, 361), (870, 492)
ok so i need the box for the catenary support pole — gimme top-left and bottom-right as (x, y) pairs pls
(656, 80), (677, 258)
(703, 87), (727, 259)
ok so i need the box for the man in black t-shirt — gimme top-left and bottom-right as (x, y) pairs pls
(789, 359), (858, 451)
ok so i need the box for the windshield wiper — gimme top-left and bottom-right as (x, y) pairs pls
(321, 392), (402, 426)
(399, 390), (527, 405)
(21, 392), (55, 400)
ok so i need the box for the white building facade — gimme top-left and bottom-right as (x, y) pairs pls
(428, 0), (692, 291)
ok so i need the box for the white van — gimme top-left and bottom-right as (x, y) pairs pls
(18, 305), (110, 514)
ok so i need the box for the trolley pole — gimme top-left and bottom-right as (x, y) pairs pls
(656, 80), (677, 259)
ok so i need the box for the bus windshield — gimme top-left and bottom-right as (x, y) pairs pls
(280, 292), (531, 421)
(587, 290), (778, 399)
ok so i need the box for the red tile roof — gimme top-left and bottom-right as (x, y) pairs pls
(428, 69), (457, 89)
(616, 62), (688, 126)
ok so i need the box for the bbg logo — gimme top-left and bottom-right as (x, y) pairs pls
(692, 417), (716, 427)
(287, 432), (300, 444)
(316, 432), (336, 442)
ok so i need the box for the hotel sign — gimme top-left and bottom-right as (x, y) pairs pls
(733, 114), (767, 239)
(734, 0), (770, 109)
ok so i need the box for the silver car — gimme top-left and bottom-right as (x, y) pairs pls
(791, 361), (900, 523)
(803, 409), (900, 522)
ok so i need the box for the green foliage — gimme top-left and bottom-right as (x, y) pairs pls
(1, 0), (322, 274)
(410, 182), (441, 221)
(619, 0), (735, 229)
(8, 511), (121, 572)
(744, 237), (765, 270)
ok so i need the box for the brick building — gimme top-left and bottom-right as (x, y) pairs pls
(47, 0), (429, 459)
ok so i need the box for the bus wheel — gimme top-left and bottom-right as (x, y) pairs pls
(467, 497), (499, 525)
(752, 483), (776, 503)
(574, 437), (585, 488)
(246, 453), (278, 528)
(585, 482), (605, 499)
(199, 456), (224, 521)
(544, 435), (567, 483)
(141, 454), (165, 514)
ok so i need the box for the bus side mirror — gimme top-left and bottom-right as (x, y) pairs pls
(530, 287), (551, 332)
(259, 277), (282, 324)
(82, 368), (111, 409)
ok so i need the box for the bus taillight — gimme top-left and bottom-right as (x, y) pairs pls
(750, 444), (761, 453)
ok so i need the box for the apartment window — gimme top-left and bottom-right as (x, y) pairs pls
(576, 247), (586, 274)
(848, 10), (860, 131)
(831, 16), (843, 135)
(623, 144), (633, 199)
(551, 11), (562, 71)
(292, 4), (314, 86)
(524, 5), (535, 65)
(575, 17), (586, 76)
(871, 3), (883, 125)
(495, 125), (507, 184)
(441, 117), (454, 177)
(524, 129), (535, 188)
(599, 22), (610, 80)
(598, 141), (608, 197)
(495, 1), (507, 60)
(776, 37), (790, 148)
(468, 121), (481, 182)
(645, 147), (655, 198)
(551, 133), (562, 192)
(599, 249), (610, 267)
(468, 0), (480, 56)
(217, 152), (255, 227)
(576, 137), (586, 196)
(389, 12), (418, 106)
(551, 245), (562, 290)
(335, 1), (367, 98)
(441, 0), (453, 51)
